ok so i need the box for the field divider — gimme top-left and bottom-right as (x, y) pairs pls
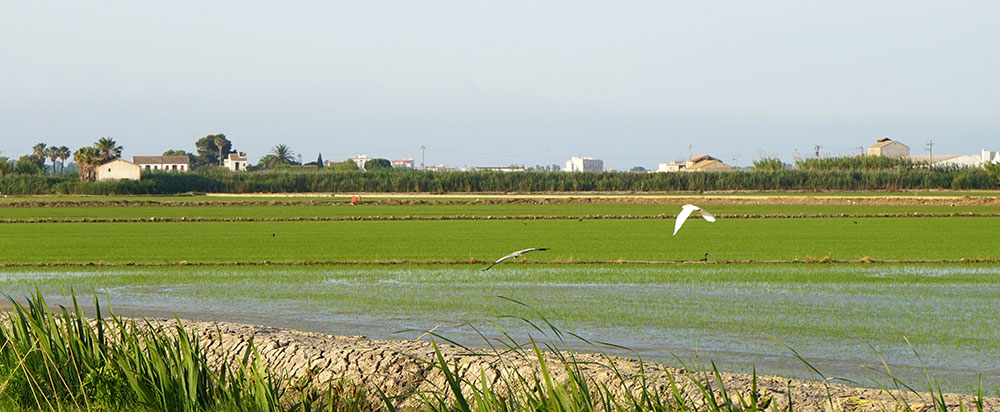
(1, 212), (999, 224)
(2, 258), (998, 268)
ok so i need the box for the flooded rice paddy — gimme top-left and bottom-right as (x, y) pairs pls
(1, 263), (997, 394)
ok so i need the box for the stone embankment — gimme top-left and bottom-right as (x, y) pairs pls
(147, 319), (996, 412)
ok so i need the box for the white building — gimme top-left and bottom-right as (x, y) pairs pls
(349, 154), (370, 170)
(474, 166), (526, 172)
(657, 161), (686, 172)
(564, 156), (604, 172)
(867, 138), (910, 158)
(133, 155), (190, 172)
(657, 155), (734, 173)
(96, 158), (141, 181)
(224, 152), (248, 172)
(391, 158), (414, 169)
(983, 149), (1000, 164)
(910, 154), (982, 168)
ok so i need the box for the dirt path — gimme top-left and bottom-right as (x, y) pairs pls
(149, 318), (995, 412)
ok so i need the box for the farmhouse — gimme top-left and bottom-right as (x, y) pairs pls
(133, 155), (190, 172)
(96, 158), (141, 181)
(224, 152), (248, 172)
(658, 155), (734, 172)
(867, 138), (910, 158)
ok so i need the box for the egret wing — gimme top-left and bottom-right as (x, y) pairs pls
(673, 205), (698, 235)
(700, 209), (716, 222)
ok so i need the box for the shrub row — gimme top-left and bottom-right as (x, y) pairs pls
(1, 168), (997, 195)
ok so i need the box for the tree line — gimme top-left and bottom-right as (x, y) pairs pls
(2, 166), (998, 195)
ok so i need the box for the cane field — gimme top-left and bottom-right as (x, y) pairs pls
(1, 193), (999, 396)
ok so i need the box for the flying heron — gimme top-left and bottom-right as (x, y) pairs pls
(673, 204), (716, 235)
(483, 248), (549, 271)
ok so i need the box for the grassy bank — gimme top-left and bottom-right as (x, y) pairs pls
(0, 291), (994, 411)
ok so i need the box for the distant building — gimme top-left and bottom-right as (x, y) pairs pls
(474, 166), (526, 172)
(683, 155), (735, 172)
(224, 152), (248, 172)
(983, 149), (1000, 164)
(867, 138), (910, 158)
(133, 155), (190, 172)
(423, 164), (455, 172)
(349, 154), (371, 170)
(96, 158), (141, 181)
(391, 158), (414, 169)
(657, 155), (734, 173)
(657, 161), (686, 173)
(910, 154), (983, 168)
(564, 156), (604, 172)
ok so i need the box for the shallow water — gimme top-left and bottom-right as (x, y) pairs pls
(1, 263), (998, 394)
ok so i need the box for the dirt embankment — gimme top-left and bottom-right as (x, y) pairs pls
(149, 319), (995, 412)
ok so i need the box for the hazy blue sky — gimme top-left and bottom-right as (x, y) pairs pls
(2, 1), (997, 169)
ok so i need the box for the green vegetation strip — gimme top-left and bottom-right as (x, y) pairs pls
(1, 202), (999, 221)
(1, 217), (997, 264)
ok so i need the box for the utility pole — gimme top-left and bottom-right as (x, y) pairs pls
(688, 144), (693, 160)
(927, 140), (934, 165)
(419, 145), (426, 169)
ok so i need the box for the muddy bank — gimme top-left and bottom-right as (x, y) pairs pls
(147, 318), (995, 412)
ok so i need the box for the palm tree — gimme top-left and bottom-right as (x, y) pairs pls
(94, 137), (122, 161)
(32, 143), (47, 169)
(74, 146), (102, 182)
(57, 146), (71, 174)
(214, 135), (229, 166)
(45, 147), (58, 175)
(267, 144), (296, 168)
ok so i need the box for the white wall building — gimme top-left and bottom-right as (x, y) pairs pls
(657, 161), (686, 172)
(391, 158), (414, 169)
(349, 154), (370, 170)
(96, 158), (141, 181)
(224, 152), (248, 171)
(564, 156), (604, 172)
(133, 155), (190, 172)
(910, 154), (982, 168)
(983, 149), (1000, 164)
(867, 138), (910, 158)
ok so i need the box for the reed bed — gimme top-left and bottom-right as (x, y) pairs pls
(0, 292), (993, 411)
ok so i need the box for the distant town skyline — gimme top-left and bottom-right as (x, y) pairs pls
(2, 1), (997, 170)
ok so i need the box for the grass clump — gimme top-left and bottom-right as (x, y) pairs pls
(0, 291), (369, 411)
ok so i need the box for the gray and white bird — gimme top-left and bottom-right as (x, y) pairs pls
(483, 248), (549, 271)
(673, 204), (716, 235)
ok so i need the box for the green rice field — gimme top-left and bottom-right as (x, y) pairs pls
(0, 193), (998, 398)
(0, 264), (997, 395)
(0, 217), (997, 264)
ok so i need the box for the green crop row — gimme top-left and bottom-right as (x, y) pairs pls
(0, 217), (997, 264)
(1, 203), (999, 221)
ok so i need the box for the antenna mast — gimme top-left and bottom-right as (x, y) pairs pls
(419, 145), (426, 169)
(927, 140), (934, 165)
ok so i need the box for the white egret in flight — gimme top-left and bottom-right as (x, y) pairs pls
(483, 248), (549, 271)
(673, 204), (716, 235)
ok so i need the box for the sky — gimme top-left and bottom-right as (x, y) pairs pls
(1, 1), (997, 170)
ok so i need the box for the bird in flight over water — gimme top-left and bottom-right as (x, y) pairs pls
(673, 204), (716, 236)
(483, 248), (549, 271)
